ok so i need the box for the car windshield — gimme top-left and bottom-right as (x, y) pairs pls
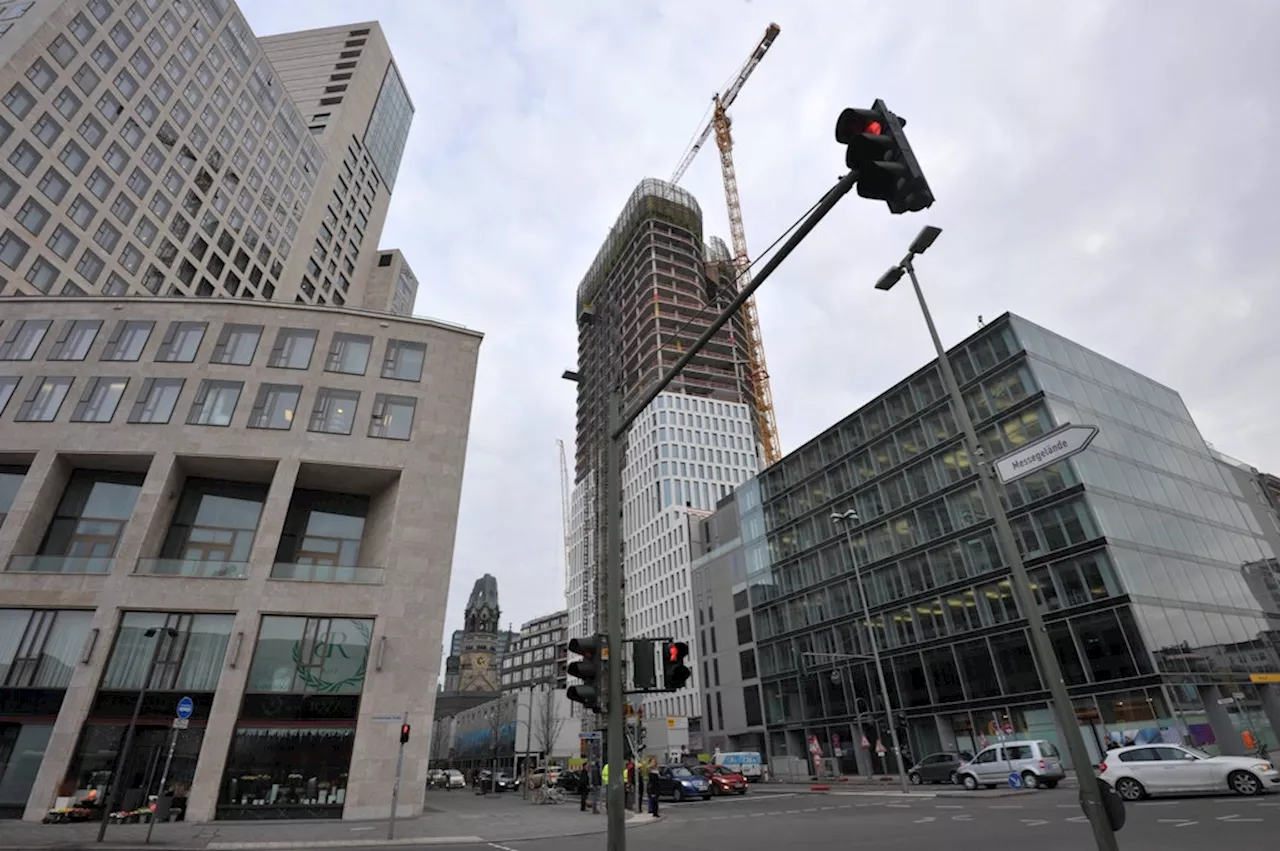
(670, 766), (693, 777)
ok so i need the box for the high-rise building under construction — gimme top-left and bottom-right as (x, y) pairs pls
(567, 178), (762, 725)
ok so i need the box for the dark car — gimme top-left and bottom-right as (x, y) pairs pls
(908, 751), (973, 786)
(652, 764), (711, 801)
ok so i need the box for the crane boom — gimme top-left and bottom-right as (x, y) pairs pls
(670, 23), (780, 186)
(669, 23), (784, 465)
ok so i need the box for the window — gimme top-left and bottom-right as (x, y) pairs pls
(0, 319), (50, 360)
(91, 43), (117, 73)
(308, 388), (359, 435)
(49, 319), (102, 360)
(246, 615), (372, 694)
(50, 35), (78, 67)
(156, 321), (205, 362)
(3, 83), (34, 119)
(16, 376), (73, 422)
(127, 376), (182, 423)
(0, 378), (16, 418)
(0, 169), (15, 208)
(0, 228), (29, 269)
(368, 394), (414, 440)
(100, 319), (152, 361)
(75, 248), (105, 284)
(16, 197), (50, 235)
(187, 379), (241, 426)
(103, 142), (128, 174)
(209, 323), (261, 365)
(86, 167), (113, 199)
(53, 87), (82, 119)
(93, 220), (121, 252)
(26, 58), (57, 93)
(24, 257), (58, 293)
(37, 469), (142, 567)
(71, 376), (128, 422)
(0, 609), (94, 689)
(38, 168), (71, 203)
(112, 190), (138, 222)
(267, 327), (316, 369)
(248, 383), (300, 430)
(59, 140), (89, 174)
(46, 225), (79, 260)
(67, 196), (96, 229)
(121, 116), (144, 147)
(325, 332), (371, 374)
(8, 140), (41, 175)
(73, 63), (100, 96)
(381, 339), (425, 382)
(100, 611), (234, 691)
(33, 112), (62, 148)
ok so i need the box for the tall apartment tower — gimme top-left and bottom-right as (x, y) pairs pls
(0, 1), (481, 825)
(0, 1), (417, 313)
(567, 178), (760, 723)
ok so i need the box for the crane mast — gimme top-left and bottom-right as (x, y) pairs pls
(670, 23), (783, 465)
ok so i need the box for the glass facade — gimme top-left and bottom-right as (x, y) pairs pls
(748, 314), (1280, 776)
(362, 63), (412, 192)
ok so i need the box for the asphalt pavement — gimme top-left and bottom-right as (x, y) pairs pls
(8, 785), (1277, 850)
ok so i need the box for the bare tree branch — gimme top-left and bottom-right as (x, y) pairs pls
(531, 687), (565, 757)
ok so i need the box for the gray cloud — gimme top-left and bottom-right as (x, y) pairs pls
(241, 1), (1280, 661)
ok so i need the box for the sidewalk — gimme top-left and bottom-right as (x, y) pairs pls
(763, 772), (1077, 799)
(0, 791), (662, 850)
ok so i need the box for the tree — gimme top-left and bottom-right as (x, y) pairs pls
(531, 686), (566, 761)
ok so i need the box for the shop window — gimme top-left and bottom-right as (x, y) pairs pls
(0, 608), (93, 688)
(218, 727), (355, 816)
(99, 611), (233, 692)
(244, 616), (372, 695)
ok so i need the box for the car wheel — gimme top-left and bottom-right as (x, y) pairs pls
(1114, 777), (1146, 801)
(1021, 771), (1039, 790)
(1229, 770), (1263, 796)
(1042, 780), (1059, 790)
(674, 787), (685, 803)
(909, 771), (922, 786)
(948, 771), (959, 785)
(738, 788), (747, 795)
(961, 774), (979, 791)
(702, 795), (712, 801)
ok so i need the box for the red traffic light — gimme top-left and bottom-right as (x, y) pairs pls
(668, 644), (679, 663)
(399, 723), (411, 744)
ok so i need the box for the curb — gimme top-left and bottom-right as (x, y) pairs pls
(207, 838), (485, 850)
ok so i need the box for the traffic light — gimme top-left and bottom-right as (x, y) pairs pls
(567, 635), (603, 712)
(400, 723), (410, 744)
(835, 99), (933, 214)
(661, 641), (691, 691)
(631, 639), (657, 690)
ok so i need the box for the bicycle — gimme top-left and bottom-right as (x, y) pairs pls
(534, 785), (565, 805)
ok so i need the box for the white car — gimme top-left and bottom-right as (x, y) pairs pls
(1099, 743), (1279, 800)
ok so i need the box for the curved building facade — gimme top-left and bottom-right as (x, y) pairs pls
(0, 296), (481, 821)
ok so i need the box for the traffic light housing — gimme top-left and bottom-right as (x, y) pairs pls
(400, 723), (410, 744)
(567, 635), (603, 712)
(835, 99), (933, 214)
(661, 641), (691, 691)
(631, 639), (657, 690)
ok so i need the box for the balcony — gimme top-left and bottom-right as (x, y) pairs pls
(6, 555), (113, 574)
(269, 562), (384, 585)
(134, 558), (249, 579)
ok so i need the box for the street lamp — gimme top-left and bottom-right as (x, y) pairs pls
(875, 225), (1120, 851)
(830, 510), (910, 792)
(97, 625), (178, 843)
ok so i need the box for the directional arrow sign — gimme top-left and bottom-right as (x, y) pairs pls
(993, 423), (1099, 485)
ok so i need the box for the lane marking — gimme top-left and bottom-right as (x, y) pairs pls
(989, 804), (1023, 809)
(488, 845), (519, 851)
(914, 816), (936, 824)
(1020, 819), (1049, 826)
(951, 814), (973, 821)
(1217, 814), (1263, 823)
(1065, 815), (1088, 823)
(1175, 821), (1200, 828)
(1137, 800), (1178, 807)
(935, 804), (965, 809)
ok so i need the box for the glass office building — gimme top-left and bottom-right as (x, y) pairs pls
(749, 312), (1280, 774)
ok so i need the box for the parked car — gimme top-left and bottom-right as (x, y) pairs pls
(691, 764), (748, 795)
(528, 767), (561, 789)
(1098, 744), (1280, 800)
(956, 739), (1066, 790)
(427, 769), (445, 789)
(908, 751), (972, 786)
(442, 769), (465, 789)
(652, 764), (711, 801)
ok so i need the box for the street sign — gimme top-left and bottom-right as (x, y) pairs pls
(993, 423), (1099, 485)
(175, 696), (194, 720)
(1008, 772), (1023, 789)
(172, 718), (189, 730)
(1250, 673), (1280, 684)
(1231, 692), (1246, 701)
(371, 714), (403, 723)
(1217, 697), (1235, 705)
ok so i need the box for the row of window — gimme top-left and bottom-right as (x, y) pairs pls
(0, 317), (427, 380)
(0, 373), (417, 439)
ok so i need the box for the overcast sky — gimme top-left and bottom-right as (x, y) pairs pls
(241, 0), (1280, 662)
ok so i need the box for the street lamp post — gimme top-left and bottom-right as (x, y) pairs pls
(875, 225), (1120, 851)
(97, 626), (177, 844)
(828, 513), (910, 793)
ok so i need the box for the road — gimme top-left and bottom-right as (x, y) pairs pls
(329, 788), (1279, 851)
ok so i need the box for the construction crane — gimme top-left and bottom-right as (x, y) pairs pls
(557, 438), (571, 596)
(670, 22), (783, 465)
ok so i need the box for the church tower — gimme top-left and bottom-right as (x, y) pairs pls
(456, 574), (502, 692)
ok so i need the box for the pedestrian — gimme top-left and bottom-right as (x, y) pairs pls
(647, 764), (661, 817)
(578, 765), (591, 812)
(590, 761), (603, 814)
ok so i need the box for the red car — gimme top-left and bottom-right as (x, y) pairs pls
(693, 764), (748, 796)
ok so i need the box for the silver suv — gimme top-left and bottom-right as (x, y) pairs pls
(956, 739), (1066, 790)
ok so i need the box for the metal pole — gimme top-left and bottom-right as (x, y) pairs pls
(843, 523), (909, 792)
(143, 727), (179, 844)
(521, 688), (531, 799)
(605, 388), (626, 851)
(387, 710), (407, 840)
(98, 629), (167, 843)
(613, 169), (859, 436)
(901, 259), (1120, 851)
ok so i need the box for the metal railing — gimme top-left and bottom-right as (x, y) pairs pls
(269, 562), (384, 585)
(6, 554), (113, 574)
(134, 558), (249, 579)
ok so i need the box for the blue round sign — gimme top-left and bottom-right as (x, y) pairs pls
(1008, 772), (1023, 789)
(176, 696), (194, 720)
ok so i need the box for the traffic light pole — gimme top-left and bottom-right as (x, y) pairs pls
(604, 389), (626, 851)
(897, 257), (1120, 851)
(597, 170), (859, 851)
